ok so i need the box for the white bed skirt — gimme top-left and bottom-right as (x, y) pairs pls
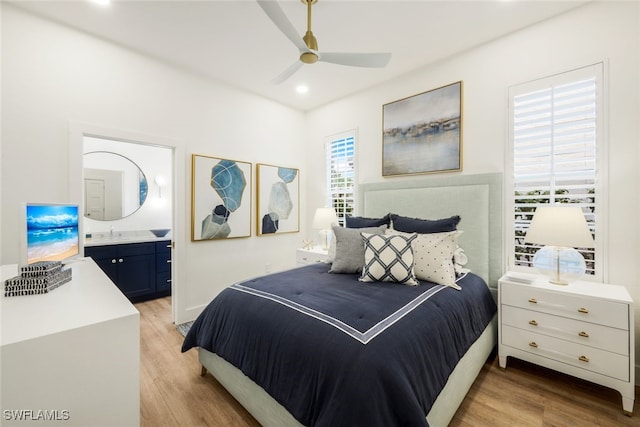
(198, 315), (497, 427)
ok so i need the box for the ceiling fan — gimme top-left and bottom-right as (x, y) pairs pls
(257, 0), (392, 84)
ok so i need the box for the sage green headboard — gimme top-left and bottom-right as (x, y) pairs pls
(358, 173), (503, 292)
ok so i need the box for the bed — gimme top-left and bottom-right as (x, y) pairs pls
(182, 173), (503, 427)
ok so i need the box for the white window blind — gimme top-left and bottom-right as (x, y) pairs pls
(510, 64), (603, 277)
(326, 132), (356, 226)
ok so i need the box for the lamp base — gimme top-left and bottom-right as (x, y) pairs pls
(532, 245), (586, 285)
(318, 229), (330, 251)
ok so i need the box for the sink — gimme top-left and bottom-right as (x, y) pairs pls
(150, 229), (171, 238)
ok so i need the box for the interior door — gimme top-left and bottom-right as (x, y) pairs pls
(84, 168), (124, 220)
(85, 178), (105, 220)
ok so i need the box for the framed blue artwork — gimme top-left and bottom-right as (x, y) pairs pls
(191, 154), (252, 240)
(256, 163), (300, 235)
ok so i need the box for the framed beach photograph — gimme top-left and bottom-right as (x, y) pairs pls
(382, 81), (463, 176)
(191, 154), (252, 241)
(256, 163), (300, 235)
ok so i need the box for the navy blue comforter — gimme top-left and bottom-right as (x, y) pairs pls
(182, 263), (496, 427)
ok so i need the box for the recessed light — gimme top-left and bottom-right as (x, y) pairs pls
(296, 85), (309, 94)
(89, 0), (111, 7)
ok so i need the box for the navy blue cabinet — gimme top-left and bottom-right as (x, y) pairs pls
(85, 240), (171, 303)
(155, 241), (172, 296)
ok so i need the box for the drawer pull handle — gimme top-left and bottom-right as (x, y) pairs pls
(578, 307), (589, 314)
(111, 259), (117, 264)
(528, 298), (538, 304)
(578, 331), (589, 338)
(528, 320), (538, 326)
(528, 342), (538, 348)
(579, 355), (590, 363)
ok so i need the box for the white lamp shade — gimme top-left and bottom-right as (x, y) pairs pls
(524, 206), (594, 249)
(312, 208), (338, 229)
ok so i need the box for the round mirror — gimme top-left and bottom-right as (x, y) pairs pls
(83, 151), (148, 220)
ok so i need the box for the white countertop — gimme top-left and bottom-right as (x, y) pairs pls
(1, 258), (139, 346)
(84, 230), (171, 247)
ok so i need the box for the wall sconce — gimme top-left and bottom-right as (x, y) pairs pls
(154, 175), (167, 199)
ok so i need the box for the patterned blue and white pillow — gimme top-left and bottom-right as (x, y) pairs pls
(359, 233), (418, 285)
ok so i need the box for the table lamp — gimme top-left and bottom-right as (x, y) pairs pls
(312, 208), (338, 250)
(524, 205), (594, 285)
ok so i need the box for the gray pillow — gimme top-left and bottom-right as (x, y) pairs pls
(329, 224), (387, 274)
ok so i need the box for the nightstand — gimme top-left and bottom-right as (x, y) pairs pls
(498, 272), (635, 415)
(296, 246), (329, 266)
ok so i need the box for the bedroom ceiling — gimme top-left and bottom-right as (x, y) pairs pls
(9, 0), (588, 111)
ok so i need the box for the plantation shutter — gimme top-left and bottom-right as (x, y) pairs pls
(326, 133), (356, 226)
(510, 64), (602, 276)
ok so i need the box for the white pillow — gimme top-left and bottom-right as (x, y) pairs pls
(387, 229), (462, 289)
(359, 233), (418, 285)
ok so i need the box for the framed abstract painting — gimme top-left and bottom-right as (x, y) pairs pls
(382, 81), (463, 176)
(191, 154), (252, 240)
(256, 163), (300, 235)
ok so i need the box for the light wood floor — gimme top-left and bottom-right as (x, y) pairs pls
(138, 297), (638, 426)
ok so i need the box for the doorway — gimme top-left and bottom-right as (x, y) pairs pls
(69, 121), (179, 322)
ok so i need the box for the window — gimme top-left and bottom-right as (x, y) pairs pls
(325, 131), (356, 226)
(508, 63), (604, 279)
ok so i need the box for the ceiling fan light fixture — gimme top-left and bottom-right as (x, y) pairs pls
(300, 51), (318, 64)
(258, 0), (391, 84)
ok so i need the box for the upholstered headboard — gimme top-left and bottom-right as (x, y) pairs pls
(358, 173), (503, 292)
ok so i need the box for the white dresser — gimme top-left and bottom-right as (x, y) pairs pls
(296, 246), (329, 266)
(1, 259), (140, 426)
(498, 272), (635, 415)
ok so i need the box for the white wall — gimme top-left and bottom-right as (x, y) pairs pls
(1, 4), (307, 323)
(306, 1), (640, 376)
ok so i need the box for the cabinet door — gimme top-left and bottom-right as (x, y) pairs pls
(85, 246), (119, 283)
(116, 254), (156, 299)
(92, 257), (119, 284)
(156, 271), (172, 294)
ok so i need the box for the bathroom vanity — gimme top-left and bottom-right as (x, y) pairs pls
(84, 234), (171, 303)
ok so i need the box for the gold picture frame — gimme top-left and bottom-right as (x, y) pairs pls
(382, 81), (463, 176)
(256, 163), (300, 235)
(191, 154), (252, 241)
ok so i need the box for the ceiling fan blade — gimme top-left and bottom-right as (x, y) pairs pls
(318, 52), (392, 68)
(271, 60), (304, 85)
(257, 1), (308, 52)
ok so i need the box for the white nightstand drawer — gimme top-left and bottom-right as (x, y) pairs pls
(501, 305), (628, 355)
(502, 325), (629, 381)
(501, 284), (628, 329)
(296, 248), (329, 265)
